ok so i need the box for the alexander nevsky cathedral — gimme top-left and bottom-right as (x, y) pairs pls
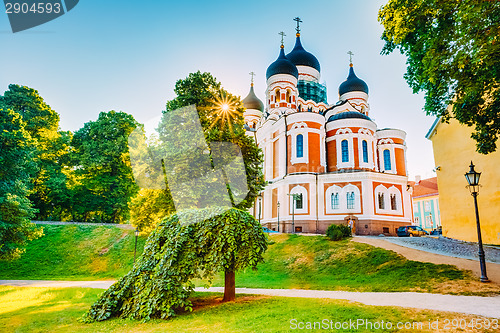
(242, 18), (412, 235)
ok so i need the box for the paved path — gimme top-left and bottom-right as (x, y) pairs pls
(0, 280), (116, 289)
(1, 280), (499, 318)
(32, 221), (134, 229)
(352, 236), (500, 284)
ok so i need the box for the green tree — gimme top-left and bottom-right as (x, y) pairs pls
(83, 207), (267, 322)
(0, 85), (73, 220)
(130, 72), (265, 230)
(128, 188), (173, 233)
(72, 111), (140, 223)
(0, 106), (43, 260)
(379, 0), (500, 154)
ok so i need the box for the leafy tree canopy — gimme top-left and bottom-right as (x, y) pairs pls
(379, 0), (500, 153)
(0, 107), (43, 260)
(72, 111), (140, 223)
(161, 72), (265, 209)
(1, 84), (73, 220)
(83, 207), (267, 322)
(130, 71), (265, 231)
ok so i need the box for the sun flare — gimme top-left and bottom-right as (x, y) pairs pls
(209, 94), (239, 134)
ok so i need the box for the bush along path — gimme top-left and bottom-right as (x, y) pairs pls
(81, 207), (267, 322)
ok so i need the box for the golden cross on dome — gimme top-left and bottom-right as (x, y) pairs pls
(249, 72), (256, 85)
(278, 31), (286, 46)
(293, 17), (302, 34)
(347, 51), (354, 64)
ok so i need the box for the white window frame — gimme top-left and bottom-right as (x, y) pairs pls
(289, 185), (308, 214)
(342, 184), (361, 213)
(335, 128), (355, 169)
(358, 129), (374, 169)
(387, 186), (403, 215)
(375, 184), (392, 214)
(377, 141), (397, 174)
(289, 123), (309, 165)
(325, 185), (342, 214)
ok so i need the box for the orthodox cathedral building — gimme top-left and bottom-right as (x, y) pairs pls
(242, 20), (412, 235)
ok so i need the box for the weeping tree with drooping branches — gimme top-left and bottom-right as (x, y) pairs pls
(82, 206), (267, 322)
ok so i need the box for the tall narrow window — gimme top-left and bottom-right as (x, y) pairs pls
(390, 194), (397, 210)
(383, 149), (391, 170)
(275, 90), (280, 102)
(286, 90), (291, 103)
(378, 193), (385, 209)
(331, 193), (339, 209)
(341, 140), (349, 162)
(362, 140), (368, 163)
(295, 194), (303, 209)
(296, 134), (304, 158)
(347, 192), (355, 209)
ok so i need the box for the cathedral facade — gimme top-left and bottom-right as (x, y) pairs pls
(242, 25), (412, 235)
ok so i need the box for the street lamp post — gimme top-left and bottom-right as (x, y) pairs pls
(258, 196), (262, 224)
(287, 193), (299, 233)
(465, 161), (489, 283)
(134, 228), (139, 264)
(277, 201), (280, 232)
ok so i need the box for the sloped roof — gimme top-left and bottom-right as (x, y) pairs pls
(412, 177), (439, 198)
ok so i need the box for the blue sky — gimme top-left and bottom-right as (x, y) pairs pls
(0, 0), (437, 179)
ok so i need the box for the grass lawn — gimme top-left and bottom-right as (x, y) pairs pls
(200, 234), (500, 295)
(0, 225), (146, 280)
(0, 286), (496, 333)
(1, 225), (498, 295)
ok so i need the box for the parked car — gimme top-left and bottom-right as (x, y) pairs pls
(397, 226), (429, 237)
(430, 226), (443, 236)
(262, 227), (279, 233)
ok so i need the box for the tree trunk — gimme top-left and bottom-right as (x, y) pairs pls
(222, 270), (235, 302)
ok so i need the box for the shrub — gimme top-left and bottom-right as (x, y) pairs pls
(326, 224), (352, 241)
(82, 206), (267, 322)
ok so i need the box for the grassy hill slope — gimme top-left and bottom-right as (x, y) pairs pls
(0, 224), (146, 280)
(1, 225), (497, 294)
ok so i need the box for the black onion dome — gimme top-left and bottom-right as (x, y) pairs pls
(328, 111), (371, 122)
(286, 35), (321, 72)
(242, 85), (264, 112)
(266, 47), (299, 80)
(339, 65), (369, 96)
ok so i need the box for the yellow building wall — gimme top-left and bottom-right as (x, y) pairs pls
(430, 118), (500, 245)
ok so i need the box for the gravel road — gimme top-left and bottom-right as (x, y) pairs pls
(382, 236), (500, 264)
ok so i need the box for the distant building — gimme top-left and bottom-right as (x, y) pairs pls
(426, 116), (500, 245)
(410, 176), (440, 231)
(241, 21), (412, 235)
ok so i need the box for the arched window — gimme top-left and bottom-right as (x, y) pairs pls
(296, 134), (304, 158)
(331, 193), (339, 209)
(347, 192), (355, 209)
(390, 194), (397, 210)
(295, 194), (303, 209)
(275, 90), (280, 102)
(383, 149), (391, 170)
(341, 140), (349, 162)
(362, 140), (368, 163)
(286, 89), (291, 103)
(378, 193), (385, 209)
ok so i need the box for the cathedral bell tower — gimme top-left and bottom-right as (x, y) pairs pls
(265, 32), (299, 121)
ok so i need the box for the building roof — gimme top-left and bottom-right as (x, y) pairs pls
(412, 177), (439, 198)
(266, 46), (299, 80)
(339, 65), (369, 96)
(286, 35), (321, 72)
(242, 85), (264, 112)
(425, 116), (442, 139)
(327, 111), (371, 122)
